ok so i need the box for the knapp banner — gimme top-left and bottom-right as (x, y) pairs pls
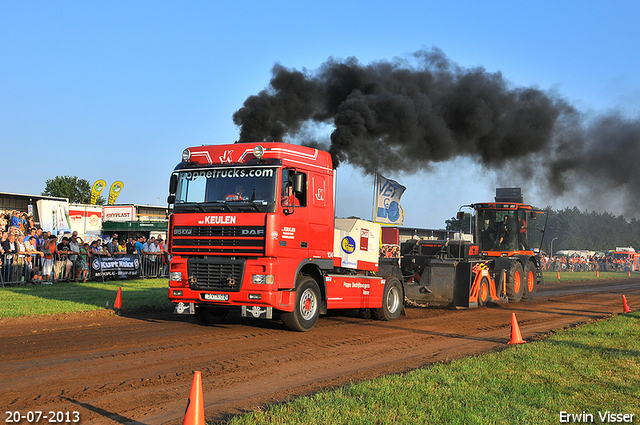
(374, 174), (406, 225)
(90, 254), (140, 278)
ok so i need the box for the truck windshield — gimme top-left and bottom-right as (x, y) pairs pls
(173, 166), (277, 213)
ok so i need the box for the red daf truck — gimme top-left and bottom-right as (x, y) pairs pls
(167, 142), (403, 331)
(167, 142), (547, 330)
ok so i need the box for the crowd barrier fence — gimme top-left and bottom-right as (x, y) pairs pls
(1, 251), (169, 286)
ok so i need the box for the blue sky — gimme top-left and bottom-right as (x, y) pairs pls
(2, 1), (639, 228)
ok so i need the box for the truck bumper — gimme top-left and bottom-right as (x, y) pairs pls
(168, 286), (295, 312)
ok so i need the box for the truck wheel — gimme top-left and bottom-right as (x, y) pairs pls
(359, 308), (372, 319)
(478, 277), (490, 307)
(521, 261), (537, 302)
(373, 277), (403, 321)
(281, 276), (320, 332)
(194, 305), (228, 325)
(506, 262), (524, 303)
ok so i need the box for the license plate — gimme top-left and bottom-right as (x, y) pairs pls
(203, 293), (229, 301)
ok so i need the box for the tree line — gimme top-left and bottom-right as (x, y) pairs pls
(446, 207), (640, 254)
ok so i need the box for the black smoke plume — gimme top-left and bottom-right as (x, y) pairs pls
(233, 48), (640, 217)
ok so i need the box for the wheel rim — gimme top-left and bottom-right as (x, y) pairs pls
(527, 270), (535, 292)
(479, 281), (488, 303)
(386, 286), (400, 313)
(300, 288), (317, 321)
(514, 271), (521, 294)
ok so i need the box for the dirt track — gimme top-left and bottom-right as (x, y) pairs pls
(2, 277), (639, 425)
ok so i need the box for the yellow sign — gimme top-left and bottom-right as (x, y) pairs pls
(90, 180), (106, 205)
(107, 181), (125, 205)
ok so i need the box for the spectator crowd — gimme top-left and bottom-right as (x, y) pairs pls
(541, 253), (636, 272)
(1, 209), (169, 285)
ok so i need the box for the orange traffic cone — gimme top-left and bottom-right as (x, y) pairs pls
(557, 271), (561, 280)
(628, 269), (631, 277)
(596, 269), (600, 278)
(508, 313), (526, 344)
(183, 371), (205, 425)
(114, 287), (122, 310)
(622, 295), (631, 313)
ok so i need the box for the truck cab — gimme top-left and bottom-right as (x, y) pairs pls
(167, 142), (403, 331)
(167, 143), (335, 326)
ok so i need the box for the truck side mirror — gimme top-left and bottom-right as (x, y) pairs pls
(293, 172), (305, 194)
(456, 212), (464, 220)
(169, 174), (178, 195)
(167, 195), (176, 205)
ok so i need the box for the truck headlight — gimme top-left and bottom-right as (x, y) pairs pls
(170, 272), (183, 281)
(252, 274), (274, 285)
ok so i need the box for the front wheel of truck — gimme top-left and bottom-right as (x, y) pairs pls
(282, 276), (320, 332)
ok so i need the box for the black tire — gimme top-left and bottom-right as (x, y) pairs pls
(194, 305), (229, 325)
(373, 277), (403, 321)
(281, 276), (321, 332)
(359, 308), (372, 319)
(521, 261), (537, 302)
(477, 276), (490, 307)
(506, 262), (525, 303)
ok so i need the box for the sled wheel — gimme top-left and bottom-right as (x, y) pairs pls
(478, 276), (490, 307)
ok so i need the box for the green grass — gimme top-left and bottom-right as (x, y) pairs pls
(0, 278), (171, 318)
(223, 312), (640, 425)
(542, 270), (636, 283)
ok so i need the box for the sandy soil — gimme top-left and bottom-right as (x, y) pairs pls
(1, 277), (638, 424)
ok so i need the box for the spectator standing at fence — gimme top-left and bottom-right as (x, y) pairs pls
(125, 237), (134, 254)
(157, 238), (169, 276)
(11, 211), (20, 229)
(15, 235), (28, 283)
(25, 236), (43, 283)
(69, 236), (82, 281)
(41, 236), (58, 284)
(2, 210), (11, 231)
(146, 237), (162, 275)
(18, 213), (28, 233)
(23, 228), (36, 245)
(89, 240), (101, 255)
(142, 236), (155, 253)
(107, 237), (119, 255)
(134, 235), (145, 255)
(69, 235), (80, 257)
(79, 242), (90, 282)
(57, 237), (74, 281)
(2, 233), (18, 282)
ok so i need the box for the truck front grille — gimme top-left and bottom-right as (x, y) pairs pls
(187, 257), (245, 291)
(171, 225), (265, 256)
